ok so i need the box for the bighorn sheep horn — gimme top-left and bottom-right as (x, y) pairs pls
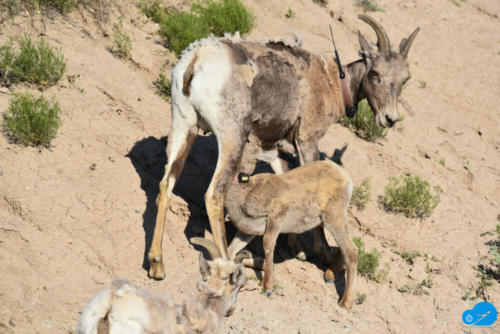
(191, 237), (222, 260)
(399, 27), (420, 59)
(358, 14), (391, 59)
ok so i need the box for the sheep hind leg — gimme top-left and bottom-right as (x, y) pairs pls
(148, 125), (198, 280)
(313, 227), (336, 282)
(322, 211), (357, 309)
(262, 220), (280, 296)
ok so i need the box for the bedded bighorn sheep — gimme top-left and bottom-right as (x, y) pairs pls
(225, 160), (357, 308)
(148, 14), (419, 280)
(77, 238), (247, 334)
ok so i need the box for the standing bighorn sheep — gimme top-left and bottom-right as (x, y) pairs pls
(148, 14), (419, 280)
(77, 238), (247, 334)
(225, 160), (357, 308)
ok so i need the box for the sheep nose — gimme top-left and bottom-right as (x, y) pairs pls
(385, 115), (396, 127)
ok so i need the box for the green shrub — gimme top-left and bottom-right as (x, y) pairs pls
(396, 250), (422, 265)
(10, 34), (66, 87)
(192, 0), (256, 37)
(159, 10), (210, 56)
(340, 100), (387, 142)
(355, 293), (367, 305)
(0, 0), (76, 16)
(0, 34), (66, 88)
(355, 0), (383, 12)
(3, 92), (62, 146)
(0, 41), (15, 82)
(39, 0), (76, 13)
(111, 19), (132, 59)
(353, 237), (384, 282)
(489, 224), (500, 279)
(137, 0), (169, 23)
(157, 0), (255, 55)
(154, 72), (171, 99)
(383, 175), (441, 218)
(351, 178), (370, 210)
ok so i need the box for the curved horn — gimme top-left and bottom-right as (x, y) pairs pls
(191, 237), (221, 260)
(358, 14), (391, 59)
(399, 27), (420, 59)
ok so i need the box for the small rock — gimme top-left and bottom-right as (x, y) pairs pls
(0, 87), (9, 94)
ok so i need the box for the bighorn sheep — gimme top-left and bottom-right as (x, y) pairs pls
(148, 14), (419, 280)
(225, 160), (357, 308)
(77, 238), (247, 334)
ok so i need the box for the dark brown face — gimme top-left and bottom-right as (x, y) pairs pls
(362, 54), (410, 128)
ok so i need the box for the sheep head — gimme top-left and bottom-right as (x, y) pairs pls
(191, 237), (247, 317)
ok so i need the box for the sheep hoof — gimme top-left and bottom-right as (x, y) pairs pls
(265, 290), (273, 297)
(323, 268), (335, 283)
(148, 256), (166, 280)
(295, 251), (307, 261)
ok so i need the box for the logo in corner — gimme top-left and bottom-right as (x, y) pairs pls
(462, 301), (497, 327)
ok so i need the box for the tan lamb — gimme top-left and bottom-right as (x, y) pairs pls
(225, 160), (358, 309)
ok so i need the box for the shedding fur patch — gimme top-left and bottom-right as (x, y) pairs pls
(262, 31), (304, 49)
(182, 54), (198, 96)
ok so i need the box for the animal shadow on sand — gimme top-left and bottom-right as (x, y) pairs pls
(127, 135), (349, 300)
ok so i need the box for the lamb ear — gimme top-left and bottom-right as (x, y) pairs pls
(358, 30), (373, 63)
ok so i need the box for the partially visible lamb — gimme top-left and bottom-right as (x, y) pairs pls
(77, 238), (247, 334)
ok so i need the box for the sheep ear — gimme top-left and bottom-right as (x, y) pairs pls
(358, 30), (374, 62)
(199, 253), (210, 280)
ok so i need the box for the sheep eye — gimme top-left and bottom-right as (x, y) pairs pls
(369, 70), (381, 84)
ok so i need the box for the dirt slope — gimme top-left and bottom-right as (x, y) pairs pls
(0, 0), (499, 333)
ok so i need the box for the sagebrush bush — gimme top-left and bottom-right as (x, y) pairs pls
(154, 72), (171, 99)
(353, 237), (384, 282)
(191, 0), (256, 37)
(383, 175), (441, 218)
(340, 100), (387, 142)
(0, 41), (15, 82)
(11, 34), (66, 87)
(157, 0), (255, 55)
(3, 92), (62, 146)
(112, 19), (132, 59)
(39, 0), (76, 13)
(0, 0), (76, 16)
(351, 178), (370, 210)
(0, 34), (66, 88)
(159, 10), (210, 56)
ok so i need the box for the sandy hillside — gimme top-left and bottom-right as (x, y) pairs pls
(0, 0), (499, 333)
